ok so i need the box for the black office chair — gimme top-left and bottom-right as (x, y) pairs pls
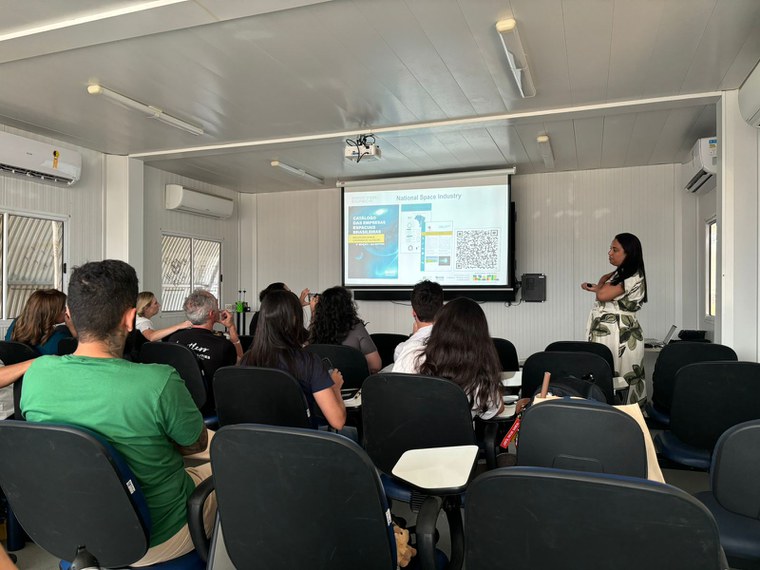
(464, 467), (727, 570)
(522, 351), (615, 404)
(545, 340), (615, 376)
(696, 420), (760, 569)
(139, 342), (208, 411)
(56, 336), (78, 356)
(517, 398), (648, 478)
(362, 372), (476, 570)
(370, 333), (409, 367)
(213, 366), (311, 428)
(205, 424), (399, 569)
(0, 340), (38, 421)
(0, 420), (207, 569)
(646, 342), (737, 427)
(492, 337), (519, 371)
(656, 361), (760, 470)
(305, 344), (369, 393)
(0, 340), (38, 552)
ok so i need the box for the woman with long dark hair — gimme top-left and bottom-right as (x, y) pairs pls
(5, 289), (74, 355)
(416, 297), (503, 419)
(309, 286), (382, 373)
(582, 232), (648, 403)
(241, 290), (346, 429)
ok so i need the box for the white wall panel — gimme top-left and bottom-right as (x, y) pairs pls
(0, 124), (104, 272)
(253, 164), (680, 363)
(142, 166), (239, 328)
(0, 123), (104, 334)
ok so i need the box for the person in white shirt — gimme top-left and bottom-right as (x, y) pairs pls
(135, 291), (192, 342)
(392, 280), (443, 373)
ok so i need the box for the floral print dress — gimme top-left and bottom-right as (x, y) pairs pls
(586, 272), (646, 404)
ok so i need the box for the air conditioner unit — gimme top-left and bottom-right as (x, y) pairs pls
(739, 60), (760, 128)
(0, 131), (82, 186)
(165, 184), (234, 219)
(682, 137), (718, 195)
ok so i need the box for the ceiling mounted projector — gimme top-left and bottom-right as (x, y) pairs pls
(345, 134), (381, 163)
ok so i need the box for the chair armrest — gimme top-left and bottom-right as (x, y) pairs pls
(187, 476), (215, 562)
(416, 495), (443, 570)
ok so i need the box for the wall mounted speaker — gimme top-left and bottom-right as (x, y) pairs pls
(521, 273), (546, 302)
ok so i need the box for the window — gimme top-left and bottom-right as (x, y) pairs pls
(161, 234), (222, 311)
(0, 212), (65, 319)
(706, 219), (717, 318)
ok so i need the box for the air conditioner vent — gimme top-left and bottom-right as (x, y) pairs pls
(0, 162), (76, 185)
(0, 131), (82, 186)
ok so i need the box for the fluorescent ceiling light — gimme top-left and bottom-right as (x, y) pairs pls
(270, 160), (324, 185)
(0, 0), (189, 42)
(87, 84), (203, 136)
(496, 18), (536, 98)
(536, 134), (555, 169)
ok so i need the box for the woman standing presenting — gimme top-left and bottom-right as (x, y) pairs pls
(581, 233), (647, 404)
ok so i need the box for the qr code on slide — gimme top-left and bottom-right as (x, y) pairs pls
(455, 229), (499, 270)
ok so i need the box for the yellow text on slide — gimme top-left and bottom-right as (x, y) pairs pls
(349, 234), (385, 244)
(421, 230), (453, 237)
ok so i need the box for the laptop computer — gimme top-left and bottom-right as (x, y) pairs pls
(644, 325), (677, 348)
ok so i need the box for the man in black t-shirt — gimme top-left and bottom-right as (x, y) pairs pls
(167, 290), (243, 387)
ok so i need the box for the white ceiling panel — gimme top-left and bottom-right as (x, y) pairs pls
(573, 117), (605, 171)
(600, 113), (637, 169)
(0, 0), (757, 192)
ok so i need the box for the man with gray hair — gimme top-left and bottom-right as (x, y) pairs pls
(167, 290), (243, 397)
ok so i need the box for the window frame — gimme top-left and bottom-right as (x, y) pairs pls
(1, 208), (69, 320)
(160, 231), (223, 313)
(705, 217), (717, 321)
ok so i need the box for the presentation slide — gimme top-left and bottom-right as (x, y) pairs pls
(343, 183), (510, 288)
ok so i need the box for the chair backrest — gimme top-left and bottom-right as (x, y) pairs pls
(0, 340), (39, 364)
(304, 344), (369, 391)
(0, 340), (39, 421)
(651, 342), (737, 414)
(211, 425), (396, 570)
(0, 421), (150, 567)
(465, 467), (725, 570)
(710, 419), (760, 520)
(517, 399), (647, 478)
(214, 366), (311, 429)
(361, 372), (476, 475)
(545, 341), (614, 376)
(671, 361), (760, 452)
(522, 351), (615, 404)
(56, 336), (78, 356)
(492, 337), (520, 371)
(369, 333), (408, 367)
(139, 341), (207, 409)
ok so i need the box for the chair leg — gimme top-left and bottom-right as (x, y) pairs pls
(416, 496), (443, 570)
(6, 506), (26, 551)
(443, 498), (465, 570)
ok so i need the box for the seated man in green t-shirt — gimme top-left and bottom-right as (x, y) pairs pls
(21, 259), (214, 566)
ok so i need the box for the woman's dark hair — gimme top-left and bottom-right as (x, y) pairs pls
(611, 232), (648, 303)
(309, 286), (363, 345)
(418, 297), (501, 415)
(11, 289), (67, 346)
(241, 290), (308, 379)
(259, 282), (287, 302)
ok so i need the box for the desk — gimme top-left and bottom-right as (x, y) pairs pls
(343, 392), (361, 408)
(500, 370), (522, 388)
(392, 445), (478, 493)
